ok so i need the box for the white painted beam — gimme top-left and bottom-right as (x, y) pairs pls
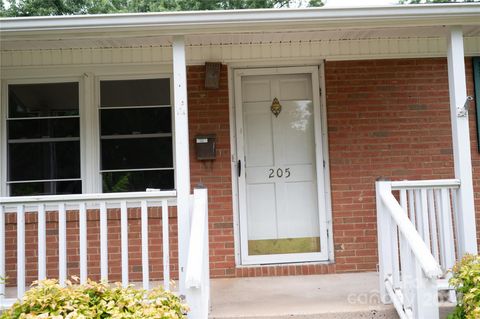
(173, 35), (191, 295)
(447, 26), (478, 255)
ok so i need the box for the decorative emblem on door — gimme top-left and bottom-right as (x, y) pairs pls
(271, 97), (282, 117)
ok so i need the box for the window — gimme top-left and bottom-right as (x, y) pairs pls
(6, 82), (81, 196)
(99, 78), (174, 192)
(2, 76), (175, 196)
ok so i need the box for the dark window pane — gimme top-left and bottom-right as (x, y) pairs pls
(100, 79), (170, 107)
(8, 141), (80, 181)
(8, 118), (79, 140)
(102, 170), (174, 193)
(101, 107), (171, 136)
(9, 83), (79, 118)
(10, 180), (81, 196)
(101, 138), (172, 170)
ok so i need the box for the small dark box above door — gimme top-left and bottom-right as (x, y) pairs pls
(195, 134), (216, 160)
(205, 62), (221, 89)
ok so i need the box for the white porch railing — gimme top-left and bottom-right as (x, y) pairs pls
(0, 190), (176, 308)
(0, 189), (211, 318)
(376, 179), (467, 319)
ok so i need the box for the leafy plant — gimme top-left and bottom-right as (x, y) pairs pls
(0, 278), (188, 319)
(102, 172), (131, 193)
(448, 254), (480, 319)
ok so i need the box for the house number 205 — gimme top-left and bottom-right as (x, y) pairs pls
(268, 168), (291, 178)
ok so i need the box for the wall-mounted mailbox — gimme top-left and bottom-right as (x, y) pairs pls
(195, 134), (216, 160)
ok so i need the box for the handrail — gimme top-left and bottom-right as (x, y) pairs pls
(379, 188), (442, 279)
(390, 179), (460, 190)
(185, 189), (207, 288)
(0, 190), (177, 212)
(0, 190), (177, 204)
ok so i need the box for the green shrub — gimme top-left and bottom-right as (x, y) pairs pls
(448, 254), (480, 319)
(0, 278), (188, 319)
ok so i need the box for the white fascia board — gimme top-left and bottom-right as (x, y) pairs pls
(0, 4), (479, 39)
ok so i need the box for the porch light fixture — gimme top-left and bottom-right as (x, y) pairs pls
(271, 97), (282, 117)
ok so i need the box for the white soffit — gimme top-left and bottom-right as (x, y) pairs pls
(1, 26), (480, 51)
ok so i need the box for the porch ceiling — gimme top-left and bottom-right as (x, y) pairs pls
(1, 25), (480, 51)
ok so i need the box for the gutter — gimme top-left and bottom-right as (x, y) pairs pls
(0, 4), (479, 38)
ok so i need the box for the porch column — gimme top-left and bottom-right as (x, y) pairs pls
(447, 26), (478, 255)
(173, 35), (191, 294)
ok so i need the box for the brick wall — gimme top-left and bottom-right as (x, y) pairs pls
(187, 65), (236, 277)
(188, 58), (479, 277)
(4, 58), (480, 285)
(325, 58), (477, 272)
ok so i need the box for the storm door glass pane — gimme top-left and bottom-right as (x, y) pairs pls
(100, 78), (173, 193)
(6, 82), (81, 196)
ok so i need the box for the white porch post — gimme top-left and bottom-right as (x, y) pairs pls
(173, 35), (191, 294)
(447, 26), (478, 255)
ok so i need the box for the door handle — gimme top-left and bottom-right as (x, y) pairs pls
(237, 159), (242, 177)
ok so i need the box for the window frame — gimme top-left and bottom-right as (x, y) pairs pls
(94, 73), (175, 193)
(1, 77), (85, 197)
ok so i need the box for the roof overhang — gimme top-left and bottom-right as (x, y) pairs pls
(1, 4), (480, 57)
(1, 3), (480, 40)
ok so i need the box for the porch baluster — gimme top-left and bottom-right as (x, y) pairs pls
(58, 203), (67, 287)
(120, 201), (128, 287)
(162, 199), (170, 290)
(38, 204), (46, 281)
(79, 202), (87, 284)
(427, 190), (439, 262)
(100, 201), (108, 281)
(17, 205), (25, 298)
(407, 190), (416, 227)
(420, 189), (430, 247)
(141, 200), (149, 290)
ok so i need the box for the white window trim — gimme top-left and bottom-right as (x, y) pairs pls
(1, 77), (85, 197)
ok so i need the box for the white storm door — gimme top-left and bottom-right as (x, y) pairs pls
(235, 67), (328, 265)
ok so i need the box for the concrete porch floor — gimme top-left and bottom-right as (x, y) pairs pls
(210, 272), (454, 319)
(2, 272), (454, 318)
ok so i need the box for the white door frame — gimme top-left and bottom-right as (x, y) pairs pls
(233, 65), (330, 265)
